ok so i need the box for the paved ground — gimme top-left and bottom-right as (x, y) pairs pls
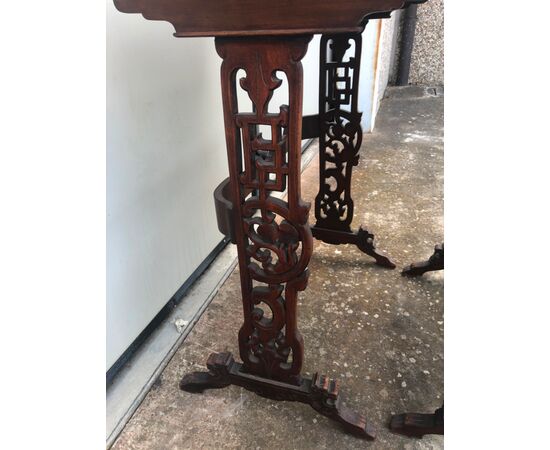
(111, 85), (444, 450)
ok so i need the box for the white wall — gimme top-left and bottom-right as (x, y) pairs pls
(107, 3), (228, 370)
(107, 2), (320, 371)
(371, 12), (401, 129)
(359, 17), (401, 131)
(357, 20), (378, 132)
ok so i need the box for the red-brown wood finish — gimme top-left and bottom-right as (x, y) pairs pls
(181, 34), (376, 437)
(113, 0), (429, 439)
(180, 352), (376, 439)
(216, 35), (313, 385)
(113, 0), (424, 37)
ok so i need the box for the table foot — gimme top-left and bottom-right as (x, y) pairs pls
(402, 244), (444, 277)
(180, 352), (375, 440)
(389, 406), (444, 438)
(311, 225), (396, 269)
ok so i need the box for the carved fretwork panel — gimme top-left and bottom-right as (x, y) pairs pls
(215, 36), (313, 385)
(314, 33), (363, 232)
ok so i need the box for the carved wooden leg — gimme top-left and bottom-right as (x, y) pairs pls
(389, 405), (444, 438)
(402, 243), (444, 277)
(180, 35), (374, 440)
(311, 33), (395, 269)
(181, 352), (375, 439)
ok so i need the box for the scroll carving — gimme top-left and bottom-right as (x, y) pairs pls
(315, 34), (363, 232)
(216, 36), (313, 385)
(312, 33), (395, 269)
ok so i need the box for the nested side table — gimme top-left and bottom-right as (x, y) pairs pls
(113, 0), (425, 439)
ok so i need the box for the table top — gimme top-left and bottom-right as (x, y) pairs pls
(114, 0), (425, 38)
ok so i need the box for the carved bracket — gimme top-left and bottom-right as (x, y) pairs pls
(180, 352), (375, 439)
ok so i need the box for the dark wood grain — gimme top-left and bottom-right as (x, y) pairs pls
(311, 33), (395, 268)
(113, 0), (431, 438)
(390, 405), (443, 437)
(180, 352), (376, 439)
(215, 35), (313, 385)
(113, 0), (426, 37)
(402, 243), (444, 276)
(179, 34), (379, 438)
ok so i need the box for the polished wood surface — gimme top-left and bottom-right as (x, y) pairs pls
(181, 352), (376, 439)
(215, 34), (313, 385)
(181, 34), (376, 437)
(311, 33), (395, 268)
(113, 0), (425, 37)
(113, 0), (431, 439)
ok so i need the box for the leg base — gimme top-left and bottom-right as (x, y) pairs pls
(402, 244), (444, 277)
(180, 352), (375, 440)
(389, 406), (444, 438)
(311, 225), (396, 269)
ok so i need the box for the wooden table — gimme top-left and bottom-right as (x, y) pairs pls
(113, 0), (425, 440)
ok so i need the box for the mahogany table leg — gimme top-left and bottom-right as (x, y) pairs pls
(311, 33), (395, 269)
(179, 35), (374, 440)
(402, 243), (444, 277)
(389, 405), (444, 438)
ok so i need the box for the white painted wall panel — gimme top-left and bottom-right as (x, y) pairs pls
(107, 4), (229, 369)
(359, 20), (380, 132)
(372, 13), (401, 129)
(107, 4), (320, 371)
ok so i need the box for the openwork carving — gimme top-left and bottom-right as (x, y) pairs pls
(315, 34), (363, 231)
(114, 0), (431, 439)
(312, 33), (395, 268)
(181, 36), (378, 438)
(215, 36), (313, 385)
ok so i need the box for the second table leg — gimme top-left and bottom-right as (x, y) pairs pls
(312, 33), (395, 269)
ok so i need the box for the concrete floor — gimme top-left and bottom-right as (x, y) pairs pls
(111, 85), (444, 450)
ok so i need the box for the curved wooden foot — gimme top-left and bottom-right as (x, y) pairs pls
(180, 352), (375, 440)
(389, 406), (443, 438)
(355, 226), (396, 269)
(309, 373), (376, 439)
(179, 353), (232, 393)
(402, 244), (444, 277)
(311, 225), (396, 269)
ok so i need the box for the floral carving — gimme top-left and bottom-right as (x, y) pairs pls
(314, 34), (363, 232)
(216, 36), (313, 385)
